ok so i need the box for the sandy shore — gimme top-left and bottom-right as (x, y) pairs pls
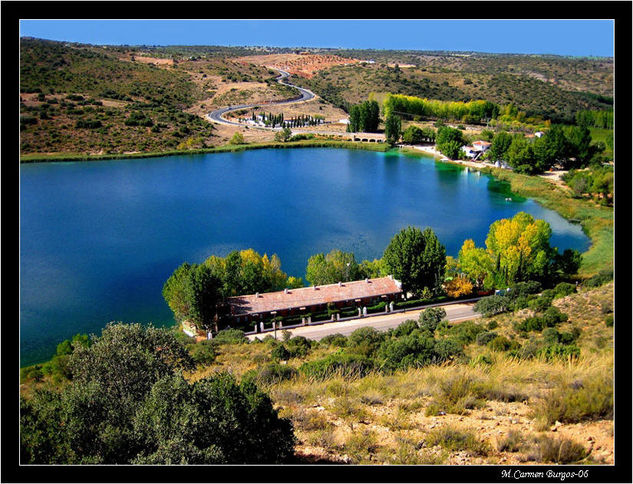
(406, 144), (498, 171)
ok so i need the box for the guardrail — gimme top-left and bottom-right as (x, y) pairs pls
(243, 296), (484, 337)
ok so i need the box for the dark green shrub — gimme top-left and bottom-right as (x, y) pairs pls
(488, 335), (512, 352)
(391, 319), (419, 338)
(507, 281), (541, 300)
(21, 323), (296, 464)
(558, 332), (576, 345)
(377, 330), (437, 371)
(299, 352), (375, 380)
(474, 295), (511, 317)
(188, 340), (217, 366)
(486, 321), (499, 330)
(476, 331), (498, 346)
(542, 306), (568, 326)
(75, 119), (103, 129)
(583, 269), (613, 288)
(285, 336), (312, 358)
(441, 320), (485, 345)
(605, 314), (614, 327)
(553, 282), (576, 298)
(213, 329), (247, 345)
(528, 295), (553, 312)
(243, 362), (297, 386)
(542, 328), (560, 345)
(319, 333), (347, 348)
(366, 301), (387, 313)
(434, 338), (464, 360)
(538, 344), (580, 360)
(512, 295), (531, 310)
(347, 327), (385, 357)
(418, 307), (446, 332)
(515, 316), (544, 332)
(271, 344), (291, 361)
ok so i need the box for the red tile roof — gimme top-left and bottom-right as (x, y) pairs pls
(473, 140), (491, 146)
(228, 276), (403, 316)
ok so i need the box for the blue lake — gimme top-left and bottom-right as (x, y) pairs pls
(19, 148), (591, 366)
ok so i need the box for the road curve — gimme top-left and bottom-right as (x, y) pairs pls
(247, 303), (480, 342)
(206, 68), (316, 127)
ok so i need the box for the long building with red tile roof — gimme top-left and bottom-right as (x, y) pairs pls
(227, 276), (403, 322)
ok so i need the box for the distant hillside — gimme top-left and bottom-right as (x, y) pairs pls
(19, 38), (613, 156)
(289, 52), (612, 122)
(19, 39), (292, 155)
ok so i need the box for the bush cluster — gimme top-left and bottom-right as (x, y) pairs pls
(20, 323), (295, 464)
(583, 269), (613, 288)
(514, 306), (568, 333)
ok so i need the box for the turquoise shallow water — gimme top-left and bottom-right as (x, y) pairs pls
(19, 148), (590, 366)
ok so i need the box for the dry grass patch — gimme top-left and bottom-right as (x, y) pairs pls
(520, 435), (590, 464)
(530, 370), (613, 431)
(424, 425), (491, 456)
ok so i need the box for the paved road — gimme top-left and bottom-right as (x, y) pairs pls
(247, 303), (480, 342)
(206, 68), (315, 126)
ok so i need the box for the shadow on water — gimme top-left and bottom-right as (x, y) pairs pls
(486, 177), (527, 202)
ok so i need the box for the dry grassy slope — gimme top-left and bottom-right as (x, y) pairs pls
(191, 282), (614, 465)
(290, 58), (612, 122)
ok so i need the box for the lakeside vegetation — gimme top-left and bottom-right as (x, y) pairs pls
(160, 212), (585, 337)
(19, 139), (390, 163)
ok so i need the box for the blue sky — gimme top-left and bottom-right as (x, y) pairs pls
(19, 20), (614, 57)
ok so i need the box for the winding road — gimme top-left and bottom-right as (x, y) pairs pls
(206, 68), (316, 127)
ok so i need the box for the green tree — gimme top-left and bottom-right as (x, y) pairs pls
(359, 258), (387, 279)
(436, 126), (464, 159)
(486, 212), (556, 286)
(401, 125), (424, 144)
(347, 100), (380, 133)
(229, 131), (245, 145)
(418, 307), (447, 332)
(305, 249), (362, 286)
(489, 131), (513, 161)
(185, 264), (222, 331)
(505, 136), (546, 174)
(457, 240), (494, 289)
(274, 127), (292, 142)
(20, 323), (295, 464)
(163, 263), (194, 323)
(562, 125), (593, 168)
(382, 226), (446, 297)
(384, 114), (402, 145)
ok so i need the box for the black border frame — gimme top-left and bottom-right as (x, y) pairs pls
(3, 2), (631, 482)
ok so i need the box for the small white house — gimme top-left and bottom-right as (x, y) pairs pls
(462, 146), (477, 158)
(535, 131), (544, 138)
(472, 140), (492, 152)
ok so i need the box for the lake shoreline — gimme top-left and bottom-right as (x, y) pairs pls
(19, 139), (390, 163)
